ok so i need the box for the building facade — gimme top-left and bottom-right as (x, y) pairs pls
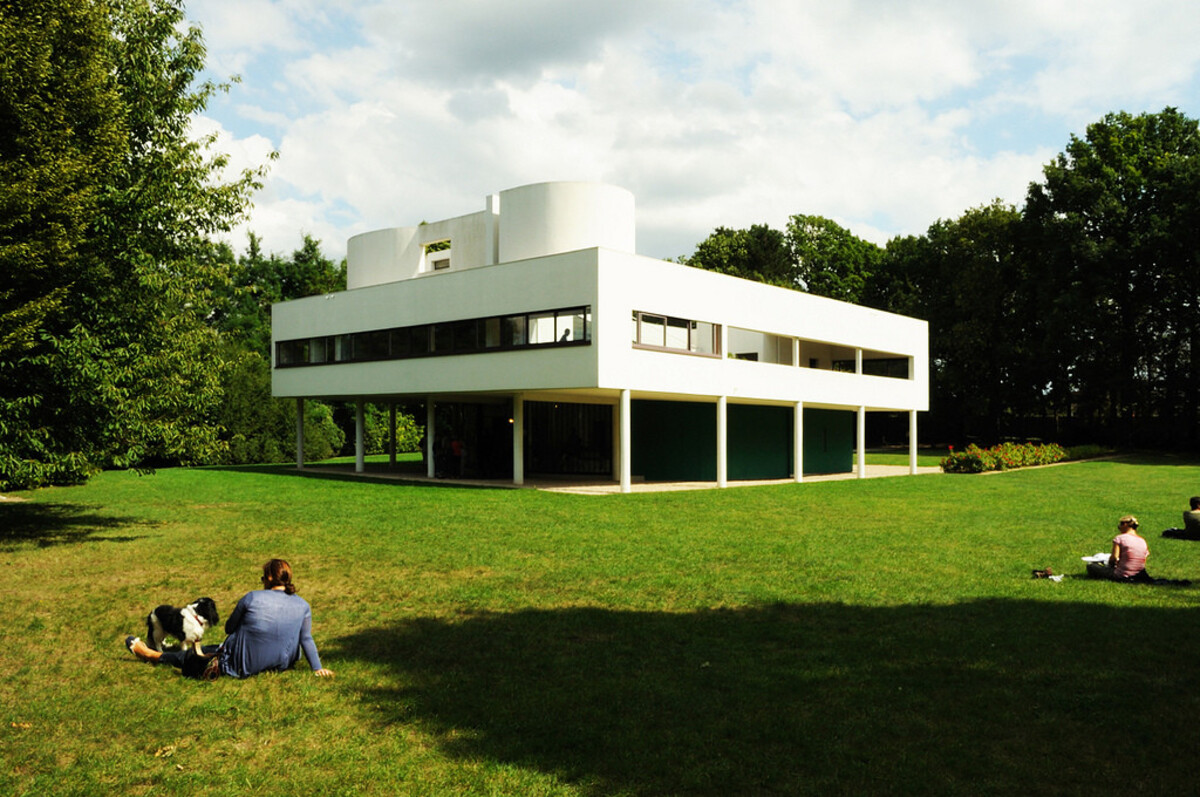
(271, 182), (929, 491)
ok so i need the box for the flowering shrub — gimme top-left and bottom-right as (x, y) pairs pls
(940, 442), (1068, 473)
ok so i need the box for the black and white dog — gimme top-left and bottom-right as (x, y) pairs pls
(145, 598), (219, 654)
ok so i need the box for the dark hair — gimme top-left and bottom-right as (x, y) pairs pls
(262, 558), (297, 595)
(1191, 496), (1200, 510)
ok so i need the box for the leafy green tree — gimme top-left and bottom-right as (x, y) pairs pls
(0, 0), (127, 487)
(0, 0), (268, 490)
(883, 202), (1031, 442)
(786, 214), (882, 303)
(1024, 107), (1200, 444)
(362, 403), (424, 454)
(685, 225), (793, 286)
(217, 347), (344, 464)
(213, 233), (345, 358)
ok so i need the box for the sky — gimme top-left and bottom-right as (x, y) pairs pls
(186, 0), (1200, 262)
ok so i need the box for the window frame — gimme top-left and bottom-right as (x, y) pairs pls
(631, 310), (721, 358)
(274, 305), (592, 368)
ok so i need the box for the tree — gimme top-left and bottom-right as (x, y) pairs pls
(210, 233), (357, 464)
(785, 214), (882, 304)
(0, 0), (268, 489)
(0, 0), (127, 487)
(685, 225), (793, 286)
(213, 233), (345, 358)
(686, 217), (883, 304)
(883, 202), (1032, 442)
(1024, 108), (1200, 445)
(217, 346), (344, 464)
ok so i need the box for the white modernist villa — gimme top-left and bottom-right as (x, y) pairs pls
(271, 182), (929, 492)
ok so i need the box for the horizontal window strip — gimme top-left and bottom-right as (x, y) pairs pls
(275, 306), (591, 368)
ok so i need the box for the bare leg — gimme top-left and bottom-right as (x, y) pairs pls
(126, 636), (162, 662)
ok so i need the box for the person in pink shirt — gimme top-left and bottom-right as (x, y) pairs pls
(1087, 515), (1149, 581)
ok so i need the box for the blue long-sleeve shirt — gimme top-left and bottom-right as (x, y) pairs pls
(218, 589), (323, 678)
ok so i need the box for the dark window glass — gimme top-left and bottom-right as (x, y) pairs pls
(309, 337), (328, 364)
(409, 325), (430, 354)
(432, 322), (454, 354)
(484, 317), (501, 348)
(391, 327), (410, 357)
(357, 330), (389, 360)
(275, 304), (592, 366)
(504, 315), (527, 346)
(454, 319), (480, 352)
(334, 335), (353, 361)
(277, 340), (306, 365)
(862, 358), (909, 379)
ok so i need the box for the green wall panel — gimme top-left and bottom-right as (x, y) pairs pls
(803, 408), (854, 474)
(631, 401), (854, 481)
(728, 404), (792, 479)
(631, 400), (716, 481)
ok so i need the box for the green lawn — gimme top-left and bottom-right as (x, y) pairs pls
(3, 454), (1200, 795)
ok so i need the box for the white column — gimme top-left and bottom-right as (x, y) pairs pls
(295, 398), (305, 470)
(909, 410), (919, 475)
(794, 401), (804, 483)
(388, 403), (397, 467)
(426, 399), (436, 478)
(857, 405), (867, 479)
(512, 394), (525, 486)
(717, 396), (728, 488)
(856, 347), (863, 374)
(791, 338), (800, 368)
(619, 389), (632, 493)
(355, 398), (365, 473)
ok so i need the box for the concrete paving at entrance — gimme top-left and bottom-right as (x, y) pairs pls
(298, 463), (941, 495)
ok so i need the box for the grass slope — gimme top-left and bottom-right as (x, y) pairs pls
(3, 454), (1200, 795)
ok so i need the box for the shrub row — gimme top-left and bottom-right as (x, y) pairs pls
(940, 442), (1068, 473)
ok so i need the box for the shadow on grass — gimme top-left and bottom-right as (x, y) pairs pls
(0, 502), (147, 548)
(204, 462), (506, 491)
(334, 600), (1200, 795)
(1105, 451), (1200, 467)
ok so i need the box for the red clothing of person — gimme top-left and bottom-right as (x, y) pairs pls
(1112, 531), (1148, 578)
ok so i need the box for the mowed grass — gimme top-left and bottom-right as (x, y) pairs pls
(3, 453), (1200, 795)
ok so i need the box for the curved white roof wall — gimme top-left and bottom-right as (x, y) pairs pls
(347, 181), (635, 290)
(497, 182), (634, 263)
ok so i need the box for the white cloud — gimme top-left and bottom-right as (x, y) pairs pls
(184, 0), (1200, 262)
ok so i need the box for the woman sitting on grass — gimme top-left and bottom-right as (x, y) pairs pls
(1086, 516), (1149, 582)
(125, 558), (334, 680)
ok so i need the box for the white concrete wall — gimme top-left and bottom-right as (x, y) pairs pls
(498, 182), (635, 263)
(347, 182), (632, 288)
(347, 210), (494, 288)
(347, 227), (422, 288)
(273, 251), (602, 400)
(594, 251), (929, 411)
(281, 180), (928, 414)
(277, 247), (927, 411)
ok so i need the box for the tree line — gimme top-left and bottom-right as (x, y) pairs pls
(3, 2), (1196, 491)
(684, 107), (1200, 449)
(0, 0), (418, 491)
